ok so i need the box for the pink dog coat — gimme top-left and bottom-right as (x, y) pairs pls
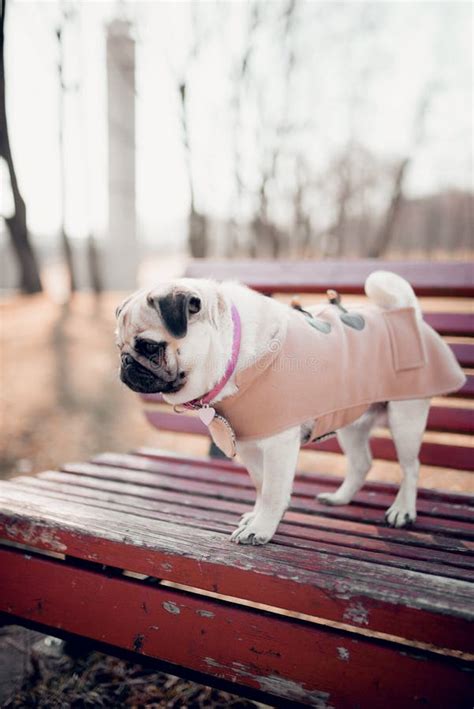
(213, 304), (466, 444)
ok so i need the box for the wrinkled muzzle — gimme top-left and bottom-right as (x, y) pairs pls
(120, 354), (183, 394)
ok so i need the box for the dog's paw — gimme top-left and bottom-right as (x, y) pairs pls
(230, 516), (277, 545)
(239, 510), (257, 527)
(317, 491), (351, 506)
(385, 502), (416, 528)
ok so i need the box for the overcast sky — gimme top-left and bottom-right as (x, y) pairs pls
(2, 0), (472, 243)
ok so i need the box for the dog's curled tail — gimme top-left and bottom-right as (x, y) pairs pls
(365, 270), (421, 318)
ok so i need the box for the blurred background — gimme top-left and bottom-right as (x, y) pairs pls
(0, 0), (472, 481)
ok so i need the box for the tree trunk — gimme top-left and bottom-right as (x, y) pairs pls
(87, 234), (103, 294)
(368, 158), (410, 258)
(0, 2), (43, 293)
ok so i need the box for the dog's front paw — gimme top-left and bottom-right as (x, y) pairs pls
(385, 501), (416, 528)
(230, 515), (278, 545)
(239, 509), (257, 527)
(317, 491), (351, 506)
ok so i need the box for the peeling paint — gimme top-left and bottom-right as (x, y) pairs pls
(163, 600), (180, 615)
(337, 647), (350, 662)
(343, 602), (369, 626)
(334, 580), (352, 599)
(257, 675), (333, 708)
(204, 658), (333, 707)
(5, 521), (66, 552)
(196, 609), (215, 618)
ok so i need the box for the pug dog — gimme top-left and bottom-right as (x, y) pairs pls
(115, 272), (465, 545)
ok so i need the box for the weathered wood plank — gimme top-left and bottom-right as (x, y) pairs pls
(133, 448), (474, 505)
(15, 475), (474, 556)
(37, 469), (474, 538)
(1, 548), (472, 709)
(90, 454), (474, 521)
(57, 462), (474, 534)
(7, 479), (474, 581)
(0, 485), (473, 652)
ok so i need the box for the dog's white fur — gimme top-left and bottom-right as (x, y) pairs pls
(116, 271), (430, 545)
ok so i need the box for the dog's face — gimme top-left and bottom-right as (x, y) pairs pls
(115, 278), (229, 404)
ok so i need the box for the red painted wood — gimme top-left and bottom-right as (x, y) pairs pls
(143, 408), (473, 469)
(57, 460), (474, 529)
(311, 437), (474, 472)
(460, 374), (474, 399)
(184, 260), (474, 297)
(427, 406), (473, 435)
(16, 473), (474, 556)
(8, 478), (473, 581)
(424, 312), (474, 337)
(0, 487), (472, 652)
(144, 401), (473, 436)
(1, 548), (471, 708)
(132, 448), (474, 505)
(87, 455), (474, 522)
(450, 343), (474, 368)
(39, 468), (474, 538)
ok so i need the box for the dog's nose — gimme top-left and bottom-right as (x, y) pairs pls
(121, 353), (135, 367)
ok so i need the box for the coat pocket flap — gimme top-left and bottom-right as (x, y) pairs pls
(383, 307), (426, 371)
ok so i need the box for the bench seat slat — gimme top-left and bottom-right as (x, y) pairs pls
(7, 479), (474, 582)
(0, 486), (473, 654)
(86, 456), (474, 521)
(37, 468), (474, 537)
(2, 547), (472, 709)
(133, 448), (473, 505)
(58, 461), (474, 524)
(14, 475), (474, 557)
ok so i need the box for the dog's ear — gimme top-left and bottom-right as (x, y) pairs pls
(148, 291), (196, 339)
(115, 294), (133, 319)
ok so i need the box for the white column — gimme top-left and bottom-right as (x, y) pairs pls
(106, 19), (137, 290)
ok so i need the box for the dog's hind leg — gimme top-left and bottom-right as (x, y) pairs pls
(385, 398), (430, 528)
(317, 405), (382, 506)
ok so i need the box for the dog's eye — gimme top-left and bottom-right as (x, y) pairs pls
(188, 296), (201, 315)
(135, 339), (165, 357)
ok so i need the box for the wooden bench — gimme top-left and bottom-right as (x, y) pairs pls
(0, 259), (473, 707)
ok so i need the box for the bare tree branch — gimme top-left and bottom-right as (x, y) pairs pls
(0, 0), (43, 293)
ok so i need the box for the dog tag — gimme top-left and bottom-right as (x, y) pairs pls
(209, 414), (237, 458)
(198, 406), (216, 426)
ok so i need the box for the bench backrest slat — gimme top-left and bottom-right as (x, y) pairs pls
(185, 259), (474, 297)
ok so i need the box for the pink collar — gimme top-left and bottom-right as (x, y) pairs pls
(186, 303), (241, 408)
